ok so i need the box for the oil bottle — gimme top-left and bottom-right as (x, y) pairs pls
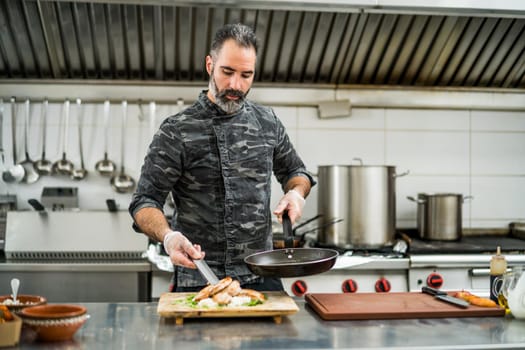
(490, 246), (507, 303)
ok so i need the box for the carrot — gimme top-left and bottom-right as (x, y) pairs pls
(453, 290), (498, 308)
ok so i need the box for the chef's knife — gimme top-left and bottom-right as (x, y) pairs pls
(422, 286), (469, 308)
(193, 259), (219, 285)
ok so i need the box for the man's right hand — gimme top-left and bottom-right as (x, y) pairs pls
(163, 231), (205, 269)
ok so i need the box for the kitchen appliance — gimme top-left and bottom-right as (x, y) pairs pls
(2, 211), (151, 302)
(317, 161), (408, 249)
(407, 193), (473, 241)
(407, 235), (525, 298)
(41, 187), (78, 210)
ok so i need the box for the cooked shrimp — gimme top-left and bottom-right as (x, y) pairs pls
(239, 288), (266, 303)
(226, 280), (242, 296)
(212, 291), (232, 305)
(193, 284), (215, 302)
(209, 276), (233, 296)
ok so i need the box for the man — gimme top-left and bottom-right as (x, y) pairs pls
(129, 23), (315, 292)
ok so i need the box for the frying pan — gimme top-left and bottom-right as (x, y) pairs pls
(244, 212), (338, 277)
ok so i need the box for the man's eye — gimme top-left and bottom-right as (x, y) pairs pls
(242, 73), (253, 79)
(223, 70), (234, 76)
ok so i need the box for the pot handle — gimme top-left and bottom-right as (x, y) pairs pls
(407, 196), (426, 204)
(394, 170), (410, 178)
(282, 211), (295, 249)
(352, 157), (364, 165)
(462, 195), (474, 203)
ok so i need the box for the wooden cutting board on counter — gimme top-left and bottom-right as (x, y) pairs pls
(305, 292), (505, 320)
(158, 291), (299, 325)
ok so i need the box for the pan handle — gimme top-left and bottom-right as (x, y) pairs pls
(282, 211), (294, 249)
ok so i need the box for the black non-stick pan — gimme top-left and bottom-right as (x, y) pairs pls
(244, 212), (338, 277)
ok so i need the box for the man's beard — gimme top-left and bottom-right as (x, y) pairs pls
(209, 75), (248, 114)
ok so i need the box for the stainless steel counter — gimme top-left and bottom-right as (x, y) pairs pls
(17, 301), (525, 349)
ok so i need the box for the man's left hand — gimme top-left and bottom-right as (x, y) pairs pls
(273, 189), (305, 224)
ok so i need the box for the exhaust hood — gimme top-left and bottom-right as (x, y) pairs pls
(0, 0), (524, 89)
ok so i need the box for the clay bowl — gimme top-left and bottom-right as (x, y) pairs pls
(19, 304), (88, 342)
(0, 294), (47, 314)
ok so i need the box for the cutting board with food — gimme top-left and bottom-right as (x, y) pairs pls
(305, 291), (505, 320)
(158, 291), (298, 325)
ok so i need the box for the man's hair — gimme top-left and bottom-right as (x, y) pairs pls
(209, 23), (258, 60)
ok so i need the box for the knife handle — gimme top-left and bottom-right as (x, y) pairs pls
(422, 286), (447, 296)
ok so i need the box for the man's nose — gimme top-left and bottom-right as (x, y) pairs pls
(229, 74), (243, 90)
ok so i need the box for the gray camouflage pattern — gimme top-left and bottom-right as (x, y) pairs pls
(129, 91), (315, 287)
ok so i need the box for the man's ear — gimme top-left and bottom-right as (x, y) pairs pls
(205, 55), (213, 75)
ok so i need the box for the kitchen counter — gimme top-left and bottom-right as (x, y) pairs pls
(17, 300), (525, 349)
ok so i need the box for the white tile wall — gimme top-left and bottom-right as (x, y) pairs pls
(2, 100), (525, 229)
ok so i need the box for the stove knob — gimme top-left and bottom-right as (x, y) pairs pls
(375, 278), (391, 293)
(291, 280), (308, 297)
(342, 279), (358, 293)
(426, 272), (444, 289)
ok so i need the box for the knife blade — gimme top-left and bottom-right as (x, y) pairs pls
(193, 259), (219, 285)
(422, 286), (469, 308)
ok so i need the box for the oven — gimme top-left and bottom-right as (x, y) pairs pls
(2, 211), (151, 302)
(281, 233), (525, 298)
(407, 235), (525, 298)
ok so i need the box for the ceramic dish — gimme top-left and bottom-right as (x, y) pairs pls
(0, 294), (47, 313)
(19, 304), (88, 342)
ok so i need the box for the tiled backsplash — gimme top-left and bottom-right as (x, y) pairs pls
(2, 99), (524, 229)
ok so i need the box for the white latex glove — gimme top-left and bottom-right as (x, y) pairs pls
(163, 231), (205, 269)
(273, 189), (305, 224)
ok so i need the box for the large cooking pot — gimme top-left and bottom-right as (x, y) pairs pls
(407, 193), (473, 241)
(244, 212), (338, 277)
(317, 160), (408, 249)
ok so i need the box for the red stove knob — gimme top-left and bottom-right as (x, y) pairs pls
(375, 277), (391, 293)
(426, 272), (444, 288)
(342, 279), (358, 293)
(291, 280), (308, 297)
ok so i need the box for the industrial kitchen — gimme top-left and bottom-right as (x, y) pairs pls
(1, 0), (525, 349)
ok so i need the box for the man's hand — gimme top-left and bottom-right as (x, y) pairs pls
(273, 189), (305, 224)
(163, 231), (205, 269)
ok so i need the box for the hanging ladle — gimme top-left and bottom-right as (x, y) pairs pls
(2, 97), (25, 183)
(71, 99), (88, 180)
(95, 100), (116, 176)
(19, 99), (39, 184)
(110, 100), (136, 193)
(34, 99), (53, 175)
(52, 99), (75, 175)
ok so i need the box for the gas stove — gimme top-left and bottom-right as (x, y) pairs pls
(282, 233), (525, 298)
(407, 234), (525, 297)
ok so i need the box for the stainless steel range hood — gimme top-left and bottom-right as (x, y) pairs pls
(0, 0), (524, 89)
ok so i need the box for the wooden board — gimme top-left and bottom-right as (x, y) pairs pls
(157, 291), (299, 325)
(305, 292), (505, 321)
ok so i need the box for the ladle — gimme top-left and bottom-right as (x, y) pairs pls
(34, 99), (53, 175)
(110, 100), (136, 193)
(19, 99), (39, 184)
(95, 100), (116, 176)
(0, 99), (6, 177)
(52, 100), (75, 175)
(11, 278), (19, 303)
(2, 97), (25, 183)
(71, 99), (88, 180)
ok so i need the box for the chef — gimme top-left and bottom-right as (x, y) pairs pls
(129, 23), (315, 293)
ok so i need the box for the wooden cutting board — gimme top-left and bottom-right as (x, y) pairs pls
(157, 291), (299, 325)
(305, 292), (505, 320)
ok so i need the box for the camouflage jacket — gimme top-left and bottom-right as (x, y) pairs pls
(129, 91), (315, 287)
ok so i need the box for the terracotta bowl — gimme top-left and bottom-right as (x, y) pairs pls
(0, 294), (47, 313)
(19, 304), (88, 342)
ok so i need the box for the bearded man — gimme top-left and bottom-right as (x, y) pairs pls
(129, 23), (315, 292)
